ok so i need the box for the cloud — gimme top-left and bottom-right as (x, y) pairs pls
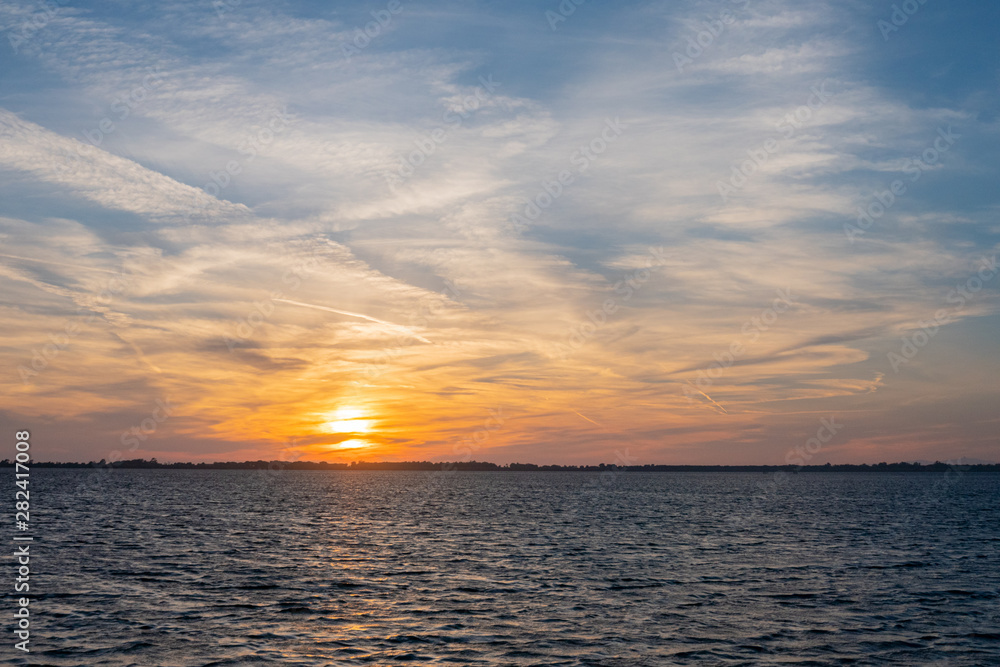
(0, 0), (996, 464)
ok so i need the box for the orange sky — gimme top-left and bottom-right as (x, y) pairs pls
(1, 1), (998, 465)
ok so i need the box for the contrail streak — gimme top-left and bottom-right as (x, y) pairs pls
(0, 253), (122, 275)
(686, 382), (729, 414)
(274, 298), (431, 344)
(572, 409), (603, 427)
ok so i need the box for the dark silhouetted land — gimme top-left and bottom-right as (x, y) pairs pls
(3, 458), (997, 472)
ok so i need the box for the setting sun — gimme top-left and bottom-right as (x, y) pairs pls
(332, 439), (371, 450)
(320, 407), (376, 435)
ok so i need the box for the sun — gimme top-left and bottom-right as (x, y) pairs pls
(333, 439), (370, 449)
(320, 406), (375, 435)
(331, 407), (364, 421)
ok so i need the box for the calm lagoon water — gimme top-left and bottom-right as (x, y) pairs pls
(23, 470), (1000, 665)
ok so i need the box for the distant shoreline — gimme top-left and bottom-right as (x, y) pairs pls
(3, 459), (998, 472)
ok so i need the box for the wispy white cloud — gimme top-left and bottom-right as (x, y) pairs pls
(0, 0), (996, 464)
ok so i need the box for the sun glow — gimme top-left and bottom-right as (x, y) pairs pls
(320, 406), (375, 434)
(333, 439), (371, 449)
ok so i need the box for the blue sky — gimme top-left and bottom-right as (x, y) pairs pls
(0, 0), (997, 464)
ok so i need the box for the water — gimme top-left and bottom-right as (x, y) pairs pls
(22, 469), (1000, 665)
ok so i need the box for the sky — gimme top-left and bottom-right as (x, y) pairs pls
(0, 0), (998, 466)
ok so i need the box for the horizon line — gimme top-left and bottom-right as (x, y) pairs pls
(5, 458), (998, 470)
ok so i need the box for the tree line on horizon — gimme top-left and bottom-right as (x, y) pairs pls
(1, 458), (997, 472)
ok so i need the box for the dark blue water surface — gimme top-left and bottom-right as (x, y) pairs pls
(21, 470), (1000, 665)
